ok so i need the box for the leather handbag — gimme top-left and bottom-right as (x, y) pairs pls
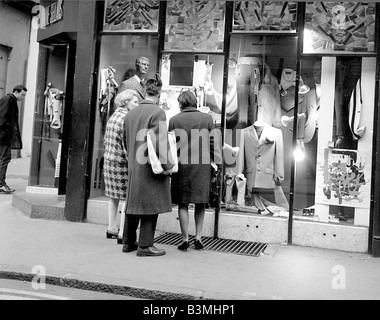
(147, 130), (178, 174)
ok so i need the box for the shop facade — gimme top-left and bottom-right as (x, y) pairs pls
(31, 0), (380, 255)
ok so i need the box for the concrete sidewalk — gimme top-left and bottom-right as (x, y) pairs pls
(1, 157), (380, 300)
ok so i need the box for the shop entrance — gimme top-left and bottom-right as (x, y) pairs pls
(30, 42), (76, 194)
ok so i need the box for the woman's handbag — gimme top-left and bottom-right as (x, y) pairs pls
(147, 130), (178, 174)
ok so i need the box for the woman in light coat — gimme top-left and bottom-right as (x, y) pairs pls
(104, 89), (139, 243)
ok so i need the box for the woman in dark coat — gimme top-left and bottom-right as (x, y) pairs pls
(169, 91), (222, 251)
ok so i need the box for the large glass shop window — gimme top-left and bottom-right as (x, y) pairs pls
(32, 46), (67, 188)
(90, 34), (159, 198)
(220, 34), (298, 218)
(295, 55), (376, 227)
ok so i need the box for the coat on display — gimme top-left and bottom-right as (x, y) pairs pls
(238, 123), (285, 191)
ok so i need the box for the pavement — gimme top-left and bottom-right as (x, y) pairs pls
(1, 156), (380, 300)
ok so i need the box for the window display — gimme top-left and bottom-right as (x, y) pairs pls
(31, 46), (67, 188)
(218, 35), (298, 217)
(91, 34), (158, 198)
(233, 1), (298, 32)
(165, 0), (226, 52)
(304, 2), (376, 54)
(294, 55), (376, 227)
(87, 0), (378, 252)
(103, 0), (160, 32)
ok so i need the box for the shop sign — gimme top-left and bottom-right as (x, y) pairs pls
(32, 0), (64, 30)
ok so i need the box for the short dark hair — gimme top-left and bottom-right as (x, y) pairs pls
(13, 85), (27, 93)
(145, 73), (162, 97)
(178, 91), (197, 110)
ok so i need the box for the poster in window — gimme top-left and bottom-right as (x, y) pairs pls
(315, 148), (371, 209)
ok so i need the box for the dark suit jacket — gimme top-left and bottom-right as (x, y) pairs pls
(118, 76), (145, 102)
(0, 94), (22, 149)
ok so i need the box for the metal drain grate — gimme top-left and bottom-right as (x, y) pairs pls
(154, 233), (267, 257)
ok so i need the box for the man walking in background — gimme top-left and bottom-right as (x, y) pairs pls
(0, 85), (27, 193)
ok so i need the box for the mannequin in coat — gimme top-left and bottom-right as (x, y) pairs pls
(238, 120), (285, 213)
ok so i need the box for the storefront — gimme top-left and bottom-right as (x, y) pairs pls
(32, 0), (380, 255)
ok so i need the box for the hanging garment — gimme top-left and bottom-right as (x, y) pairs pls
(349, 78), (366, 140)
(257, 64), (282, 128)
(44, 87), (64, 130)
(239, 124), (285, 190)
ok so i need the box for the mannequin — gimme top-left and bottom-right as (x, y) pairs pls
(238, 120), (285, 214)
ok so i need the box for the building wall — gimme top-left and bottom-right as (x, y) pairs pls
(0, 2), (31, 94)
(0, 2), (38, 157)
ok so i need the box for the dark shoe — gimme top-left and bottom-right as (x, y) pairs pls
(136, 246), (166, 257)
(122, 242), (138, 253)
(194, 239), (204, 250)
(0, 185), (15, 193)
(117, 237), (123, 245)
(106, 230), (118, 239)
(177, 241), (189, 252)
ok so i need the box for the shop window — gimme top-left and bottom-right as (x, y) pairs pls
(233, 1), (298, 32)
(159, 53), (224, 127)
(103, 0), (160, 32)
(31, 46), (67, 188)
(90, 34), (159, 199)
(303, 2), (376, 54)
(164, 0), (226, 52)
(296, 55), (376, 227)
(220, 34), (298, 218)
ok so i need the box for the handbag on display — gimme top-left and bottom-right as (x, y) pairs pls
(147, 130), (178, 174)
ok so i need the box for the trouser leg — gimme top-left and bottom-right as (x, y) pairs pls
(0, 145), (11, 187)
(138, 214), (158, 248)
(122, 214), (139, 245)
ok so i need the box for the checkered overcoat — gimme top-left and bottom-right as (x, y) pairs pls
(103, 107), (129, 199)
